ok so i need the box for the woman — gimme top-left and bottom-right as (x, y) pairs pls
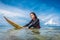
(24, 12), (41, 29)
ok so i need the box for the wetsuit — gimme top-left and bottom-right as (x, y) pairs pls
(24, 18), (41, 29)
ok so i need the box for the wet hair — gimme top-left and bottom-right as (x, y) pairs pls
(30, 12), (37, 19)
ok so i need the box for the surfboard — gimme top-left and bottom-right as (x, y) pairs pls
(4, 16), (23, 30)
(4, 16), (34, 30)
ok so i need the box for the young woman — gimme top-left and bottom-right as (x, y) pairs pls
(24, 12), (41, 29)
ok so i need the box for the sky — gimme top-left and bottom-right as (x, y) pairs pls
(0, 0), (60, 31)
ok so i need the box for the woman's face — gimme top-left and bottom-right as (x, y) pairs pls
(30, 14), (35, 19)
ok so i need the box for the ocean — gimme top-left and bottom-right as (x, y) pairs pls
(0, 26), (60, 40)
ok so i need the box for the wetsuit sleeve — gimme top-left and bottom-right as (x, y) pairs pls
(28, 19), (39, 29)
(23, 20), (32, 27)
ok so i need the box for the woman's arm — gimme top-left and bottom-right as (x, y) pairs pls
(23, 20), (32, 27)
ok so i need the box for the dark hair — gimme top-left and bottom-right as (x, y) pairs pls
(30, 12), (37, 19)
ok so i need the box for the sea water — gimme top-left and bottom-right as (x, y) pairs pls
(0, 26), (60, 40)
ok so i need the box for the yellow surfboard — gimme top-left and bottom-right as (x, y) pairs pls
(4, 16), (34, 30)
(4, 16), (23, 30)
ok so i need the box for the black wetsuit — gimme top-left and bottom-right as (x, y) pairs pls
(24, 18), (41, 29)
